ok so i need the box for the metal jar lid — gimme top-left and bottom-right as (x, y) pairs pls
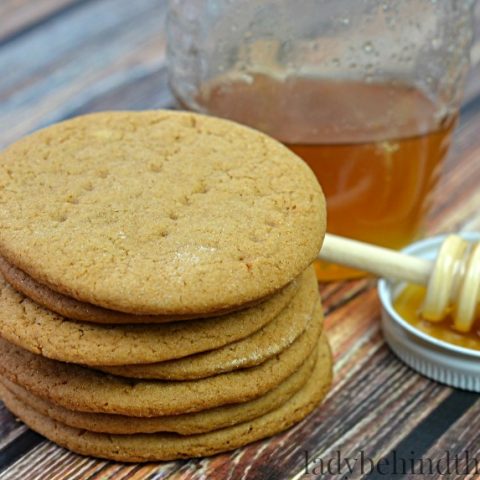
(378, 232), (480, 392)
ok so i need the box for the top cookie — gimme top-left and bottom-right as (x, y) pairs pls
(0, 111), (325, 315)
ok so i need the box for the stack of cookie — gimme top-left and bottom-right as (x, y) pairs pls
(0, 111), (331, 462)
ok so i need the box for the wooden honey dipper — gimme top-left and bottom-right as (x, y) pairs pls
(318, 234), (480, 333)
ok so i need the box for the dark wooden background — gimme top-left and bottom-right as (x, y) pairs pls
(1, 1), (480, 479)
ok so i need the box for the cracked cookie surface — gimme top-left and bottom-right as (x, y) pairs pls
(0, 110), (325, 315)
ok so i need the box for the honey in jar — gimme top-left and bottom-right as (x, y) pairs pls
(195, 75), (456, 280)
(394, 283), (480, 351)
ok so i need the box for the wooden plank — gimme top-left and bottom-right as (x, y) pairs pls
(420, 402), (480, 480)
(0, 0), (80, 43)
(421, 401), (480, 479)
(0, 0), (171, 149)
(0, 406), (19, 445)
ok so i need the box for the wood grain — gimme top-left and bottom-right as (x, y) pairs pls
(0, 0), (480, 479)
(0, 0), (171, 149)
(420, 401), (480, 480)
(0, 0), (81, 43)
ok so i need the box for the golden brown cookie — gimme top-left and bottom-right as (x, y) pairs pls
(0, 339), (332, 461)
(0, 269), (305, 366)
(99, 268), (319, 378)
(0, 111), (325, 316)
(0, 306), (321, 417)
(0, 255), (267, 324)
(0, 343), (316, 435)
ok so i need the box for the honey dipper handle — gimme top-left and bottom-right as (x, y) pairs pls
(318, 234), (433, 285)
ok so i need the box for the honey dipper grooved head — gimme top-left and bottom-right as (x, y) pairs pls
(422, 234), (480, 333)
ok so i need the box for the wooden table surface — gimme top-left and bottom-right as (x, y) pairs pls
(1, 1), (480, 479)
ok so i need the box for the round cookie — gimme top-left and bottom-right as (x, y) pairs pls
(0, 110), (325, 316)
(0, 269), (303, 366)
(0, 255), (270, 324)
(0, 345), (317, 435)
(100, 268), (319, 379)
(0, 307), (322, 417)
(0, 340), (332, 462)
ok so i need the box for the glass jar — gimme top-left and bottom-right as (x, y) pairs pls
(167, 0), (475, 280)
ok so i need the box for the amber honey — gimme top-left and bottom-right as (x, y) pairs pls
(196, 75), (456, 280)
(394, 284), (480, 351)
